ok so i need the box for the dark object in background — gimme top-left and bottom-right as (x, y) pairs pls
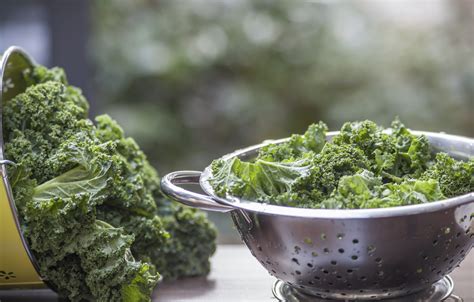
(0, 0), (92, 106)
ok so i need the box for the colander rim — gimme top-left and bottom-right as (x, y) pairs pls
(200, 130), (474, 219)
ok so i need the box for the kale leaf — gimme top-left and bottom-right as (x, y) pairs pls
(210, 119), (472, 209)
(4, 66), (216, 301)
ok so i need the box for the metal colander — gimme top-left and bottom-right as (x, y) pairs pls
(0, 46), (45, 289)
(161, 132), (474, 300)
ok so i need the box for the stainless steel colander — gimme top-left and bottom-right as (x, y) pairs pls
(161, 131), (474, 300)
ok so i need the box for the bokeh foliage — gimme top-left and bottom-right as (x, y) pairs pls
(92, 0), (473, 175)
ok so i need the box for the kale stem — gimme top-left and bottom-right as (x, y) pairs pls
(381, 171), (403, 183)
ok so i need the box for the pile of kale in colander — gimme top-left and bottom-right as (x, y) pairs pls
(210, 120), (473, 209)
(3, 66), (216, 301)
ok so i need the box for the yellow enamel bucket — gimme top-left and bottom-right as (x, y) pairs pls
(0, 46), (45, 288)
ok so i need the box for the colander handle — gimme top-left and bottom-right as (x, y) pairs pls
(161, 170), (234, 212)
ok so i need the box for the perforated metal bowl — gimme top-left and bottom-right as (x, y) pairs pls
(161, 132), (474, 300)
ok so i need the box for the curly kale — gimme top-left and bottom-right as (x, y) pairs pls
(422, 153), (474, 197)
(4, 66), (216, 301)
(258, 121), (328, 161)
(210, 119), (472, 209)
(93, 115), (216, 280)
(155, 199), (217, 279)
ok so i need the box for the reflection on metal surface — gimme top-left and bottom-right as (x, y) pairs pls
(0, 46), (44, 288)
(272, 276), (461, 301)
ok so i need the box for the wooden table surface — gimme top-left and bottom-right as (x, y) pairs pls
(1, 245), (473, 302)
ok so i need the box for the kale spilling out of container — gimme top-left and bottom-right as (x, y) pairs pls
(3, 66), (216, 302)
(210, 120), (473, 209)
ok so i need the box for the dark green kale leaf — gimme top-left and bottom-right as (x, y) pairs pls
(93, 114), (216, 280)
(5, 65), (216, 301)
(258, 121), (328, 161)
(155, 199), (217, 279)
(422, 153), (474, 197)
(210, 156), (312, 202)
(321, 170), (445, 209)
(3, 81), (90, 183)
(209, 119), (471, 210)
(292, 143), (371, 198)
(333, 119), (432, 179)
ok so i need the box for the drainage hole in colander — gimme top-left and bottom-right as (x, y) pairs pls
(353, 239), (359, 244)
(336, 275), (342, 279)
(294, 245), (301, 254)
(324, 248), (330, 254)
(266, 260), (272, 265)
(337, 233), (345, 240)
(314, 276), (321, 280)
(338, 248), (345, 254)
(331, 260), (337, 266)
(456, 232), (461, 238)
(307, 263), (313, 268)
(347, 283), (352, 288)
(327, 282), (334, 286)
(347, 269), (353, 274)
(360, 276), (367, 281)
(322, 269), (329, 274)
(292, 258), (300, 265)
(432, 239), (438, 246)
(295, 270), (301, 275)
(257, 245), (262, 251)
(271, 269), (276, 274)
(351, 255), (358, 260)
(341, 293), (347, 296)
(321, 233), (327, 240)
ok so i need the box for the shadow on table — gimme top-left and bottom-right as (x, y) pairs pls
(0, 289), (63, 302)
(153, 276), (216, 301)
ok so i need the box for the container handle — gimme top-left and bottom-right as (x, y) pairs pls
(161, 171), (234, 212)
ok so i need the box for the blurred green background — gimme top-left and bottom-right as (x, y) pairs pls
(1, 0), (473, 243)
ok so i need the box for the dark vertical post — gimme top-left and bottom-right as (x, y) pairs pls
(45, 0), (93, 109)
